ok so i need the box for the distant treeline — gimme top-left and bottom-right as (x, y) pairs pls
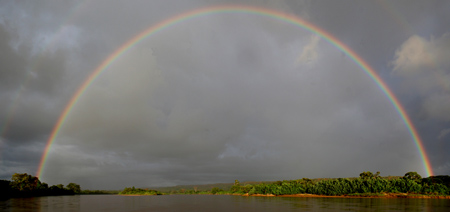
(0, 173), (80, 199)
(80, 190), (120, 194)
(119, 187), (163, 195)
(122, 172), (450, 196)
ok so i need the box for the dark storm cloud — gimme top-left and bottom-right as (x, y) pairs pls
(0, 25), (27, 89)
(1, 0), (448, 189)
(0, 23), (68, 131)
(0, 17), (71, 178)
(391, 33), (450, 173)
(44, 18), (420, 189)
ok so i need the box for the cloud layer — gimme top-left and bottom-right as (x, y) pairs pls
(392, 34), (450, 121)
(1, 0), (448, 189)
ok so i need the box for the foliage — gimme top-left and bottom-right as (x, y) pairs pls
(422, 175), (450, 188)
(211, 187), (223, 194)
(80, 190), (119, 194)
(66, 183), (81, 193)
(1, 173), (81, 199)
(224, 171), (449, 196)
(10, 173), (40, 192)
(114, 171), (450, 197)
(230, 180), (241, 193)
(404, 172), (422, 182)
(359, 171), (380, 180)
(119, 186), (162, 195)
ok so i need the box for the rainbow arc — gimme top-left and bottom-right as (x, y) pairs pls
(36, 5), (433, 179)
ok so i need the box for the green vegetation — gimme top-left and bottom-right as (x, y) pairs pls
(5, 171), (448, 199)
(149, 182), (238, 193)
(66, 183), (81, 193)
(0, 173), (119, 199)
(1, 173), (81, 199)
(221, 172), (450, 196)
(122, 172), (450, 197)
(80, 190), (120, 194)
(119, 187), (162, 195)
(211, 187), (224, 194)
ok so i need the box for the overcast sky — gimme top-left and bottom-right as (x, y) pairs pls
(0, 0), (449, 190)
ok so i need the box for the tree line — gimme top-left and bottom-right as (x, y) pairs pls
(0, 173), (81, 199)
(221, 172), (450, 196)
(119, 186), (162, 195)
(125, 171), (449, 197)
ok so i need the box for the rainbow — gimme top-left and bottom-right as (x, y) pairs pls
(36, 5), (434, 179)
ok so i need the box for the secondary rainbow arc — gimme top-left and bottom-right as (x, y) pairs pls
(36, 5), (434, 179)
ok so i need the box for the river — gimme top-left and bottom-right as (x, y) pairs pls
(1, 195), (449, 211)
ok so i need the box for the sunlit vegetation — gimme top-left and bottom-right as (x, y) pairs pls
(223, 172), (450, 196)
(5, 171), (448, 199)
(123, 172), (449, 197)
(0, 173), (81, 199)
(208, 187), (223, 194)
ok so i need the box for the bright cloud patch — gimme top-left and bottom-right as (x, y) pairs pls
(297, 34), (320, 64)
(392, 33), (450, 121)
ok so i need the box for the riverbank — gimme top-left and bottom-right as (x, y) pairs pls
(119, 192), (450, 199)
(118, 172), (450, 197)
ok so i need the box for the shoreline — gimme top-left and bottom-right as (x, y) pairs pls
(120, 193), (450, 199)
(244, 193), (450, 199)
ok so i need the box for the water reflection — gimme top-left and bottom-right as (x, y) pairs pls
(0, 195), (449, 212)
(282, 197), (450, 212)
(0, 195), (80, 212)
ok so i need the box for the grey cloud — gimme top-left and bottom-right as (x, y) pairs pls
(0, 19), (71, 178)
(438, 128), (450, 140)
(392, 33), (450, 121)
(297, 34), (320, 64)
(0, 140), (45, 179)
(0, 25), (27, 89)
(2, 0), (449, 189)
(42, 18), (422, 188)
(0, 23), (68, 140)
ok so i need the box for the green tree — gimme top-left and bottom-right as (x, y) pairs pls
(66, 183), (81, 193)
(404, 172), (422, 181)
(230, 180), (241, 193)
(37, 181), (48, 190)
(359, 171), (374, 180)
(10, 173), (40, 192)
(56, 184), (65, 190)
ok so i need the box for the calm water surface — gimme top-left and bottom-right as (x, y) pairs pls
(1, 195), (449, 212)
